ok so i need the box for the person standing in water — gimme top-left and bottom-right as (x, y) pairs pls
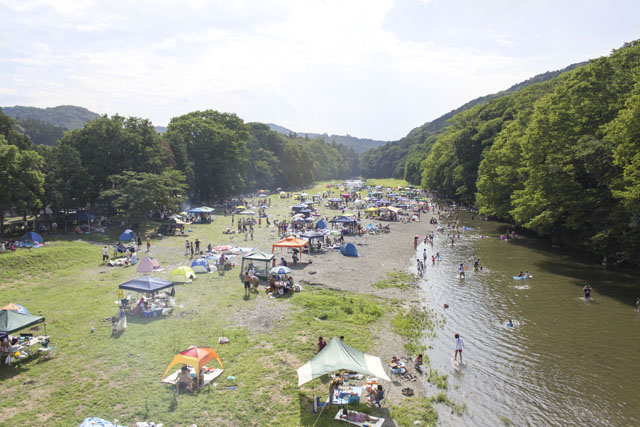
(458, 263), (465, 279)
(454, 333), (464, 363)
(583, 284), (593, 300)
(635, 297), (639, 312)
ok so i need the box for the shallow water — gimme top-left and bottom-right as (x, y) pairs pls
(416, 215), (640, 426)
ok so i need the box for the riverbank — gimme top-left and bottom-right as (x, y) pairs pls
(0, 180), (458, 426)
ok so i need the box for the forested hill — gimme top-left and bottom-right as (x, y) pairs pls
(360, 61), (587, 180)
(2, 105), (100, 130)
(267, 123), (388, 154)
(410, 40), (640, 263)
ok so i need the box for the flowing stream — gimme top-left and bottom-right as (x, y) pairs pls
(416, 214), (640, 426)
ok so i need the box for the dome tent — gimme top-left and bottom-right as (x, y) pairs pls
(136, 257), (161, 273)
(191, 258), (212, 274)
(340, 243), (358, 257)
(119, 229), (136, 242)
(169, 266), (196, 283)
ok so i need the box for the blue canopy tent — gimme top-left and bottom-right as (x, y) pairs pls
(20, 231), (43, 243)
(299, 209), (312, 217)
(65, 211), (98, 232)
(118, 277), (174, 293)
(340, 243), (358, 257)
(187, 207), (215, 214)
(291, 203), (308, 213)
(119, 229), (136, 242)
(315, 218), (327, 230)
(67, 212), (97, 222)
(329, 216), (356, 224)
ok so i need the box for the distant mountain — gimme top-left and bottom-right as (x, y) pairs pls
(11, 117), (66, 146)
(266, 123), (388, 154)
(2, 105), (100, 130)
(154, 126), (167, 134)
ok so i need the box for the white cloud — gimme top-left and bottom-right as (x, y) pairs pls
(0, 0), (637, 139)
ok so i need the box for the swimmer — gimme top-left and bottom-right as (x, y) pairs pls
(506, 319), (513, 327)
(583, 284), (592, 301)
(517, 271), (523, 277)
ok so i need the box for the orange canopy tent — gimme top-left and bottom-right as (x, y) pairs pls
(272, 237), (309, 257)
(162, 346), (224, 389)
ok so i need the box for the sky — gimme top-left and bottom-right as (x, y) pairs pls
(1, 0), (639, 140)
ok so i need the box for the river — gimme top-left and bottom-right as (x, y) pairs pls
(416, 214), (640, 426)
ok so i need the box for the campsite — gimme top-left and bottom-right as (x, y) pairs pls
(0, 180), (452, 426)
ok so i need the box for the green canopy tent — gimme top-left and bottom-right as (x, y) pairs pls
(0, 310), (45, 334)
(296, 337), (390, 386)
(240, 250), (275, 279)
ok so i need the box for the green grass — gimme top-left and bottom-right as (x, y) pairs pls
(373, 271), (416, 290)
(388, 397), (438, 427)
(391, 307), (442, 355)
(427, 369), (448, 390)
(0, 181), (444, 426)
(430, 393), (466, 416)
(364, 178), (410, 188)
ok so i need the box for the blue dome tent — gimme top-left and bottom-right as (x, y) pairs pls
(315, 218), (327, 230)
(119, 229), (136, 242)
(20, 231), (43, 243)
(340, 243), (358, 257)
(191, 258), (211, 273)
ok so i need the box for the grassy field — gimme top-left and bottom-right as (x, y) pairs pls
(0, 179), (443, 426)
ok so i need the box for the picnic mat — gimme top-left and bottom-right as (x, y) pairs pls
(161, 367), (223, 387)
(334, 409), (385, 427)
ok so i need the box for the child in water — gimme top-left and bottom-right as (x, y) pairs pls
(583, 284), (592, 300)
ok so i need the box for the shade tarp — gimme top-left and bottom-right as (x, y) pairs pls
(118, 276), (174, 293)
(0, 310), (45, 334)
(20, 231), (43, 243)
(380, 206), (400, 213)
(66, 212), (98, 222)
(272, 237), (309, 252)
(296, 337), (390, 386)
(162, 346), (224, 388)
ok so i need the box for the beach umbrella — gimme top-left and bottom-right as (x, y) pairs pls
(325, 230), (341, 236)
(235, 205), (247, 210)
(270, 266), (292, 275)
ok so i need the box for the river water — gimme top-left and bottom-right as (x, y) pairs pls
(416, 214), (640, 426)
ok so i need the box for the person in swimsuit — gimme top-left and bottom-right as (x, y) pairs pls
(583, 284), (592, 300)
(340, 408), (379, 423)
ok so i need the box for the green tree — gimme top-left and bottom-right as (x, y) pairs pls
(165, 111), (249, 201)
(100, 169), (187, 225)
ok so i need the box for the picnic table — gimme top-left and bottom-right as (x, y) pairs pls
(2, 335), (51, 365)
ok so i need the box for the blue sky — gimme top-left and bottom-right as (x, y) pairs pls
(1, 0), (639, 140)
